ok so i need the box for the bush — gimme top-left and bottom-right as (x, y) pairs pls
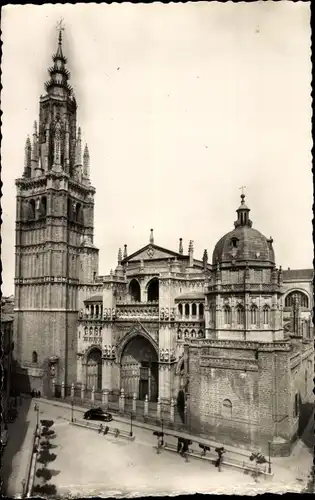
(36, 468), (52, 481)
(33, 484), (57, 495)
(40, 420), (54, 429)
(41, 429), (55, 437)
(40, 440), (52, 449)
(38, 450), (57, 467)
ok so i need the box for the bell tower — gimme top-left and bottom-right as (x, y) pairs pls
(14, 26), (99, 393)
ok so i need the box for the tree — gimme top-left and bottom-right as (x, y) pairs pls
(40, 420), (54, 428)
(38, 449), (57, 468)
(33, 484), (57, 495)
(36, 468), (52, 481)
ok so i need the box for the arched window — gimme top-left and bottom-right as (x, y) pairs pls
(178, 329), (182, 340)
(178, 304), (183, 317)
(95, 305), (99, 317)
(147, 278), (159, 302)
(184, 304), (190, 317)
(94, 327), (98, 337)
(236, 305), (244, 325)
(192, 303), (197, 316)
(84, 327), (88, 336)
(29, 199), (36, 220)
(285, 291), (309, 309)
(250, 305), (258, 326)
(223, 305), (231, 326)
(263, 305), (270, 325)
(129, 279), (141, 302)
(39, 196), (47, 218)
(67, 198), (73, 221)
(32, 351), (38, 363)
(91, 305), (94, 317)
(198, 329), (203, 338)
(199, 303), (204, 318)
(191, 329), (196, 338)
(75, 203), (83, 224)
(222, 399), (232, 419)
(184, 329), (189, 338)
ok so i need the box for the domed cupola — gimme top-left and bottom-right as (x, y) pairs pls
(212, 194), (275, 267)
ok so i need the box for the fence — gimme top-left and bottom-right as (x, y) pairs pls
(52, 383), (188, 432)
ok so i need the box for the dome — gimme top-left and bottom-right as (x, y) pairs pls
(212, 195), (275, 266)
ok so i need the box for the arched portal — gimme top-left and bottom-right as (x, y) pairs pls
(120, 335), (158, 401)
(86, 348), (102, 391)
(147, 278), (159, 302)
(129, 279), (141, 302)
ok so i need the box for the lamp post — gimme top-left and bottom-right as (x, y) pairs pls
(130, 412), (133, 437)
(268, 441), (272, 474)
(71, 399), (74, 423)
(161, 418), (164, 446)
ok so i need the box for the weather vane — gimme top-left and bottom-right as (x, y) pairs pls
(56, 17), (65, 34)
(239, 185), (247, 196)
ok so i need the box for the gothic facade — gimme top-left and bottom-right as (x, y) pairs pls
(14, 32), (313, 454)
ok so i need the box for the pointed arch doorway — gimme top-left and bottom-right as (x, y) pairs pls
(120, 335), (158, 401)
(86, 348), (102, 391)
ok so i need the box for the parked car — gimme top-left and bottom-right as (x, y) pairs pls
(83, 407), (113, 422)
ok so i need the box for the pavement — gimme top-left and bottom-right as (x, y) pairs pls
(2, 396), (313, 496)
(1, 396), (37, 497)
(33, 398), (314, 494)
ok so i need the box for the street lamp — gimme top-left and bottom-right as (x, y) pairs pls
(129, 412), (133, 437)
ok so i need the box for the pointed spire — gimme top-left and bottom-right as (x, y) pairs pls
(118, 248), (122, 265)
(24, 136), (32, 177)
(234, 193), (252, 228)
(150, 229), (154, 244)
(179, 238), (183, 255)
(123, 244), (128, 259)
(45, 22), (72, 97)
(203, 249), (208, 269)
(31, 121), (38, 161)
(188, 240), (194, 266)
(75, 127), (82, 165)
(83, 143), (90, 178)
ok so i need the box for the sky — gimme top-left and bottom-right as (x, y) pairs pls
(1, 2), (313, 295)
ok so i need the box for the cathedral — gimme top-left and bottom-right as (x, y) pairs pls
(14, 30), (313, 455)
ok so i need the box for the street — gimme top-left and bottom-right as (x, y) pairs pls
(11, 398), (311, 496)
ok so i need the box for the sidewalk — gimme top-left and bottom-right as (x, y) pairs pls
(1, 396), (36, 497)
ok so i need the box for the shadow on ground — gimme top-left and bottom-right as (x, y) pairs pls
(1, 397), (32, 496)
(298, 402), (314, 451)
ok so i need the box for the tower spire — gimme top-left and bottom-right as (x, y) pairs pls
(45, 20), (72, 97)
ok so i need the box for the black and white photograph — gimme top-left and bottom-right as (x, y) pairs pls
(1, 2), (313, 496)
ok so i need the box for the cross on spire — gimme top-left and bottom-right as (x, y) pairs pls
(239, 185), (247, 196)
(56, 17), (65, 43)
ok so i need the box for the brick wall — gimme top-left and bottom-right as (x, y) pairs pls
(187, 341), (301, 455)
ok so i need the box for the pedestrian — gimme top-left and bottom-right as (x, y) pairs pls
(99, 424), (103, 434)
(38, 390), (41, 398)
(177, 438), (183, 454)
(215, 447), (225, 472)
